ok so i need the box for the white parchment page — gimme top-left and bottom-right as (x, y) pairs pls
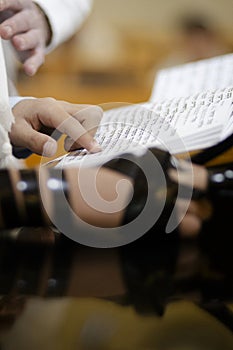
(47, 86), (233, 168)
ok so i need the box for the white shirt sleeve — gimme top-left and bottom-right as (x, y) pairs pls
(34, 0), (93, 52)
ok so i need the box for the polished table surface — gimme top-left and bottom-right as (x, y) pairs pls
(2, 129), (233, 350)
(1, 152), (233, 350)
(0, 216), (232, 350)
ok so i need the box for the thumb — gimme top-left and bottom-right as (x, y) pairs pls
(24, 128), (57, 156)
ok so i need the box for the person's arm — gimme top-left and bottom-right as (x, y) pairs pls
(0, 0), (92, 75)
(0, 0), (52, 75)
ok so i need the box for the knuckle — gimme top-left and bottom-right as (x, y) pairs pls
(89, 105), (103, 118)
(36, 97), (56, 117)
(19, 0), (30, 9)
(0, 1), (5, 11)
(41, 97), (56, 104)
(28, 133), (38, 148)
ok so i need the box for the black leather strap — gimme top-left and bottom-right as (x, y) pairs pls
(19, 170), (45, 227)
(0, 170), (21, 228)
(191, 133), (233, 165)
(120, 223), (179, 315)
(47, 168), (70, 230)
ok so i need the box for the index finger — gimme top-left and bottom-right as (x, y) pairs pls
(0, 0), (30, 11)
(38, 99), (102, 153)
(66, 104), (103, 136)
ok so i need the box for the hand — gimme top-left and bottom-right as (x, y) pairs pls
(10, 98), (103, 156)
(0, 0), (52, 76)
(168, 161), (211, 237)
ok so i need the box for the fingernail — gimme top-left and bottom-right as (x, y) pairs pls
(43, 141), (57, 157)
(89, 140), (102, 153)
(2, 25), (12, 37)
(26, 64), (36, 76)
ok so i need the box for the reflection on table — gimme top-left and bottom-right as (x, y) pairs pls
(0, 224), (232, 350)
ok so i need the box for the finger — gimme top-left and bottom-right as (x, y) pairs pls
(74, 107), (103, 139)
(12, 29), (44, 51)
(0, 7), (34, 38)
(188, 199), (212, 221)
(23, 48), (44, 76)
(64, 136), (83, 152)
(12, 29), (45, 75)
(23, 130), (57, 157)
(179, 213), (202, 238)
(61, 104), (103, 144)
(176, 196), (213, 237)
(15, 45), (44, 75)
(61, 116), (102, 153)
(58, 103), (103, 133)
(16, 48), (32, 63)
(37, 99), (102, 153)
(10, 120), (57, 156)
(169, 162), (208, 191)
(0, 0), (30, 12)
(64, 136), (75, 152)
(61, 120), (101, 153)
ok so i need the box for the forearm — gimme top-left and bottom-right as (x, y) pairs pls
(0, 166), (132, 230)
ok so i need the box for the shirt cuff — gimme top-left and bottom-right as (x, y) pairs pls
(34, 0), (92, 53)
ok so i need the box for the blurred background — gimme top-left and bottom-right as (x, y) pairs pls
(16, 0), (233, 103)
(15, 0), (233, 165)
